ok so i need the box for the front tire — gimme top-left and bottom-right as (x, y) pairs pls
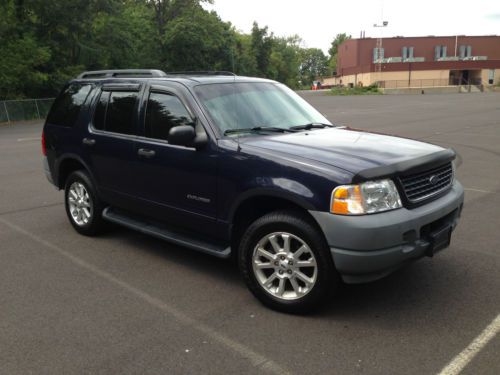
(64, 170), (106, 236)
(238, 210), (339, 314)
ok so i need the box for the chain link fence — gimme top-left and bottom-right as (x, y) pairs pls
(0, 98), (54, 124)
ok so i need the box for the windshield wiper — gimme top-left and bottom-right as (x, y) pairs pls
(224, 126), (295, 135)
(289, 123), (335, 131)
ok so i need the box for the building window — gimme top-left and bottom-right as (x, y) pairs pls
(488, 69), (495, 85)
(434, 45), (447, 60)
(373, 47), (384, 62)
(459, 45), (472, 58)
(402, 46), (414, 59)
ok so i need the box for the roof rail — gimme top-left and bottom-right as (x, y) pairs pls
(165, 71), (236, 77)
(77, 69), (168, 79)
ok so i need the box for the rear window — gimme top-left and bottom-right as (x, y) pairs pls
(46, 84), (92, 127)
(93, 90), (138, 135)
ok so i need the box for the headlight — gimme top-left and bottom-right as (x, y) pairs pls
(331, 179), (402, 215)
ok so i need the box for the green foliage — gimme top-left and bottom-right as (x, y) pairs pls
(250, 22), (274, 77)
(329, 84), (381, 96)
(90, 2), (160, 69)
(267, 36), (302, 88)
(162, 10), (234, 71)
(0, 1), (50, 99)
(0, 0), (334, 99)
(147, 0), (213, 36)
(233, 33), (258, 76)
(299, 48), (328, 87)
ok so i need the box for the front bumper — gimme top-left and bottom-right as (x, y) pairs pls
(310, 181), (464, 283)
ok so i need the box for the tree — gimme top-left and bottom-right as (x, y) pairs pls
(299, 48), (328, 86)
(162, 10), (235, 71)
(328, 33), (351, 75)
(233, 33), (257, 76)
(267, 36), (302, 89)
(0, 0), (50, 99)
(19, 0), (120, 96)
(148, 0), (213, 37)
(1, 0), (349, 99)
(250, 22), (274, 77)
(90, 1), (160, 70)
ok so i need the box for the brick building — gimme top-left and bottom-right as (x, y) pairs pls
(323, 35), (500, 88)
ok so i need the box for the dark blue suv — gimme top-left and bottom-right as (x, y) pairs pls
(42, 70), (464, 313)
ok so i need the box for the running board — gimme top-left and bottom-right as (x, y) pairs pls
(102, 207), (231, 259)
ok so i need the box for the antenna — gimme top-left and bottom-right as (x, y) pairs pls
(234, 73), (241, 152)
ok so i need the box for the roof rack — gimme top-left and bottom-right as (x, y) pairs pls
(165, 71), (236, 77)
(77, 69), (168, 79)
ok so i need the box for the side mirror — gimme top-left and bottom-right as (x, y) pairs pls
(168, 125), (208, 149)
(169, 125), (195, 146)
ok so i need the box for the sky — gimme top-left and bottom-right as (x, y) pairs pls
(205, 0), (500, 53)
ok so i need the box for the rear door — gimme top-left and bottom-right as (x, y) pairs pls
(83, 83), (142, 208)
(44, 83), (93, 180)
(132, 83), (218, 236)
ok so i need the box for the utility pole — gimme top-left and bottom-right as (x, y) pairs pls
(373, 21), (388, 85)
(373, 0), (388, 86)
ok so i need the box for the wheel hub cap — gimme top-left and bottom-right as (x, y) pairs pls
(252, 232), (318, 301)
(68, 182), (92, 226)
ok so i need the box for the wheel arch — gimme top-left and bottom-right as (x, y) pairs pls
(56, 154), (96, 190)
(229, 191), (326, 252)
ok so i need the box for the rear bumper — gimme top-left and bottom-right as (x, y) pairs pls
(43, 157), (55, 186)
(310, 181), (464, 283)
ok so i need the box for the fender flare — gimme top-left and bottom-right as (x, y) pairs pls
(227, 187), (317, 225)
(55, 153), (98, 190)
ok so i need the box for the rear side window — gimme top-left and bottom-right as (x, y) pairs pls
(46, 84), (92, 127)
(145, 92), (193, 141)
(93, 90), (138, 135)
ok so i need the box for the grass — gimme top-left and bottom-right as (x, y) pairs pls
(329, 85), (381, 96)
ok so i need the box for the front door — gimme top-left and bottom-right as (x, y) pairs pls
(132, 84), (218, 237)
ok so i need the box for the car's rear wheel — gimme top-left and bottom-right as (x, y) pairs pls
(64, 170), (106, 236)
(238, 210), (339, 314)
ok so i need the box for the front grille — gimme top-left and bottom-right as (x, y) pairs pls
(399, 162), (453, 203)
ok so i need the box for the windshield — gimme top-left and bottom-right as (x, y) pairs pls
(193, 82), (331, 135)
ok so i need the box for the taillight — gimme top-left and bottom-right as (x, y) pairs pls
(41, 131), (47, 156)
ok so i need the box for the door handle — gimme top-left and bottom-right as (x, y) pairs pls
(82, 138), (96, 146)
(138, 148), (156, 158)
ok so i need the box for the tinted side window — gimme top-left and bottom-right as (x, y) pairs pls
(145, 92), (192, 141)
(47, 84), (92, 126)
(93, 91), (109, 131)
(106, 91), (137, 135)
(92, 90), (137, 135)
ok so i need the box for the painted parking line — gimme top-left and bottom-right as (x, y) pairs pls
(437, 314), (500, 375)
(17, 137), (40, 142)
(0, 217), (290, 375)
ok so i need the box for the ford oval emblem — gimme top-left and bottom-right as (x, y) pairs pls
(429, 175), (439, 185)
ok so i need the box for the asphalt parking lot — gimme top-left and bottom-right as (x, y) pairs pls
(1, 92), (499, 375)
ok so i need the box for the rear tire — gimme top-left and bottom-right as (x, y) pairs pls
(238, 210), (339, 314)
(64, 170), (106, 236)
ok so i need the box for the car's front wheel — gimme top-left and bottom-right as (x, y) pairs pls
(238, 210), (339, 313)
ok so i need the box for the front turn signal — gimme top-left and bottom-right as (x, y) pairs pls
(330, 185), (364, 215)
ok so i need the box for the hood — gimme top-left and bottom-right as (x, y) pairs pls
(241, 127), (446, 176)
